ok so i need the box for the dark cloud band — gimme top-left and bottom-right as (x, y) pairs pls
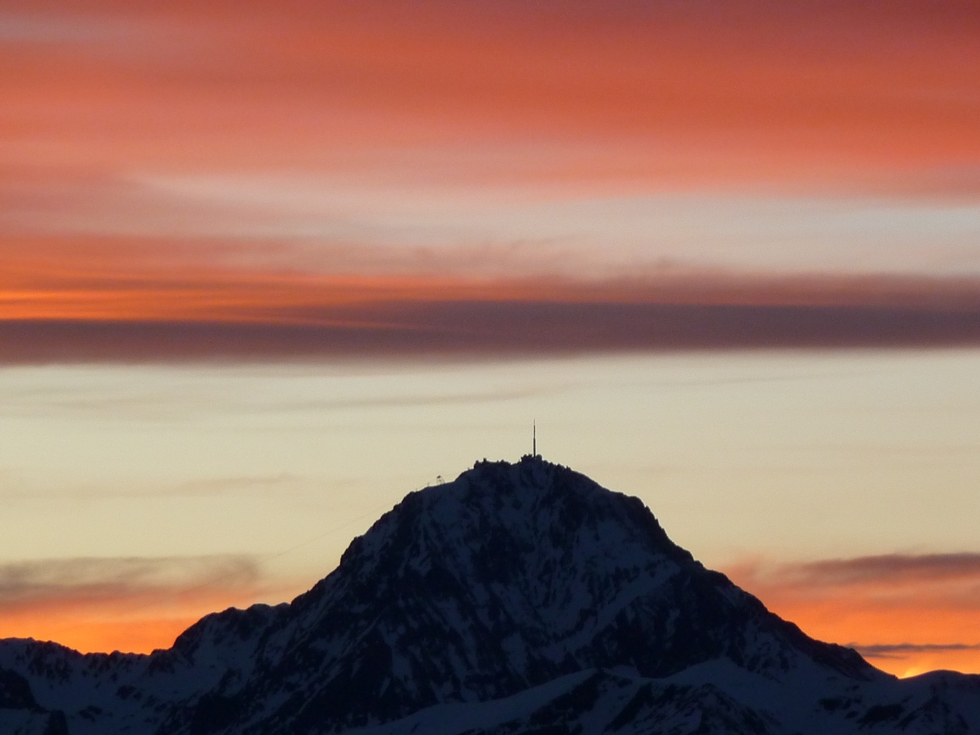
(792, 553), (980, 586)
(3, 300), (980, 364)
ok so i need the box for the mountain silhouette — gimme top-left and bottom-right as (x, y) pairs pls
(1, 457), (979, 734)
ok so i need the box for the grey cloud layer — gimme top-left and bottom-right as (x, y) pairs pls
(732, 552), (980, 592)
(3, 299), (980, 364)
(794, 553), (980, 586)
(855, 643), (980, 660)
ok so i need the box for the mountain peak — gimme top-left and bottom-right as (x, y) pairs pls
(4, 458), (978, 735)
(334, 456), (691, 597)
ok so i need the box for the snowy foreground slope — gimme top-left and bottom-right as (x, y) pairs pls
(2, 457), (979, 734)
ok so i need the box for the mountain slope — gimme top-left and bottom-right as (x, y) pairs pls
(1, 457), (978, 734)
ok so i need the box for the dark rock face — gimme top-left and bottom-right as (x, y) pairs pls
(0, 457), (978, 735)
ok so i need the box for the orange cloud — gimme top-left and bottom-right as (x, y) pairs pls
(3, 1), (979, 352)
(2, 0), (978, 191)
(0, 556), (298, 654)
(726, 554), (980, 677)
(4, 237), (980, 362)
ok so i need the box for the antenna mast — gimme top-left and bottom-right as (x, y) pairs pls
(533, 421), (537, 457)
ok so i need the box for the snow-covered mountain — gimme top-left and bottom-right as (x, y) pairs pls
(2, 457), (979, 734)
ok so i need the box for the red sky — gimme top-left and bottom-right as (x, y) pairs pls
(727, 554), (980, 678)
(3, 0), (979, 179)
(2, 0), (980, 675)
(3, 0), (979, 346)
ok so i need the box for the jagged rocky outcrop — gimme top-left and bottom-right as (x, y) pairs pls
(1, 457), (979, 734)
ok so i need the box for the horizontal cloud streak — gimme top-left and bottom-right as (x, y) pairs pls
(785, 554), (980, 587)
(726, 553), (980, 675)
(4, 0), (980, 371)
(6, 178), (980, 278)
(729, 552), (980, 610)
(4, 0), (979, 188)
(3, 297), (980, 364)
(0, 555), (260, 611)
(856, 643), (980, 661)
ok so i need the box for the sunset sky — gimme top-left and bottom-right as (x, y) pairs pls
(2, 0), (980, 678)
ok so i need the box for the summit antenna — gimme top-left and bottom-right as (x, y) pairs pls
(533, 421), (537, 457)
